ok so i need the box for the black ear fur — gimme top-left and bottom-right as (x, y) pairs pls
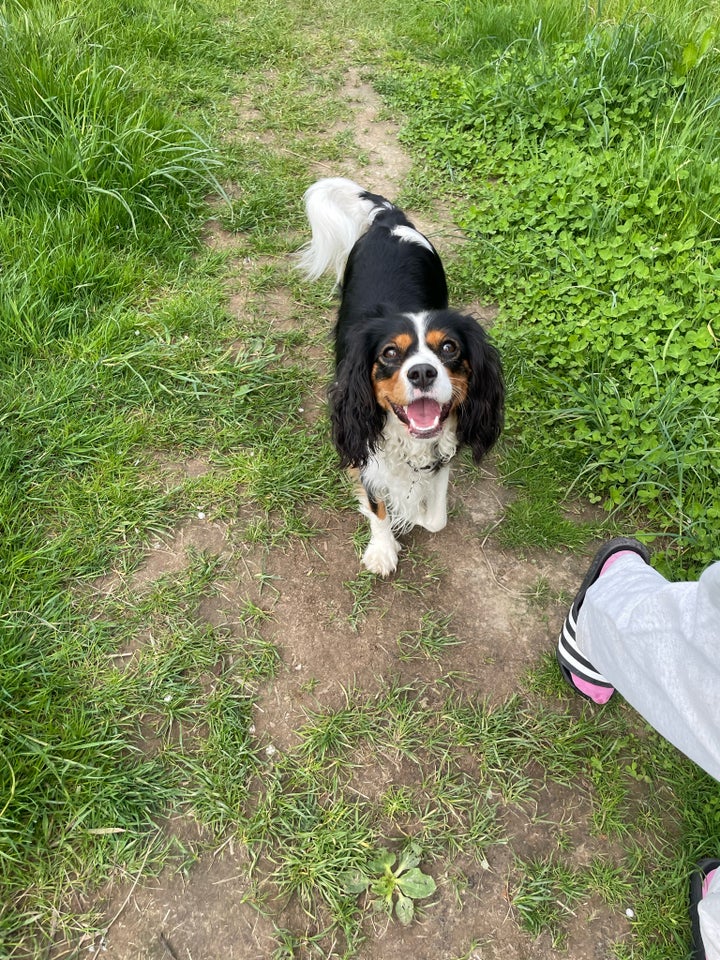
(456, 316), (505, 463)
(329, 337), (385, 469)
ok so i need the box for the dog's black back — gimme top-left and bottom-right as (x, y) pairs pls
(334, 197), (449, 365)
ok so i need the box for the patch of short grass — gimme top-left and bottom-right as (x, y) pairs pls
(397, 612), (464, 662)
(203, 674), (714, 954)
(511, 854), (588, 948)
(343, 570), (383, 630)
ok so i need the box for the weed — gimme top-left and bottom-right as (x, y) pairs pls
(511, 855), (587, 948)
(379, 785), (416, 819)
(342, 842), (437, 925)
(392, 545), (446, 594)
(344, 570), (382, 630)
(252, 770), (372, 945)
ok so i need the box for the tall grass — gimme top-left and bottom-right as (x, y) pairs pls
(437, 0), (716, 60)
(0, 0), (232, 608)
(0, 1), (224, 352)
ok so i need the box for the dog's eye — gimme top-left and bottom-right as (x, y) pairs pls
(381, 344), (400, 361)
(440, 338), (459, 357)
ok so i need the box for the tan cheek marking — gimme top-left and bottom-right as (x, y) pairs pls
(449, 368), (470, 405)
(372, 367), (408, 409)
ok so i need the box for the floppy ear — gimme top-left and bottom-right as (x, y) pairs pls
(329, 334), (385, 469)
(456, 317), (505, 463)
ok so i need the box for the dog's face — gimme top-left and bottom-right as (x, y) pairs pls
(330, 307), (504, 469)
(371, 312), (469, 440)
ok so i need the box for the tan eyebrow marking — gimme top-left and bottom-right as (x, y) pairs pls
(389, 333), (413, 353)
(426, 329), (447, 350)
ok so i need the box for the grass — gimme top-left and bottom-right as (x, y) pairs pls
(511, 853), (596, 948)
(396, 612), (464, 662)
(1, 0), (719, 956)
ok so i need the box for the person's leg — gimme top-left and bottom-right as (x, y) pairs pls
(573, 553), (720, 781)
(560, 545), (720, 958)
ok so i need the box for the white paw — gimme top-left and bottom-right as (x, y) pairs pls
(362, 539), (400, 577)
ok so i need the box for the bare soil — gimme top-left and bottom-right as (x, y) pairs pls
(77, 66), (632, 960)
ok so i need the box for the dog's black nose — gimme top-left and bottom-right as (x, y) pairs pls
(407, 363), (438, 391)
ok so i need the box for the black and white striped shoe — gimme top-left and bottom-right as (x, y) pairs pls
(557, 537), (650, 702)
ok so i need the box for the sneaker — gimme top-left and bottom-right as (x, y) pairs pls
(557, 537), (650, 703)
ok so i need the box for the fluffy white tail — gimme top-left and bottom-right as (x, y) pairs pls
(295, 177), (382, 285)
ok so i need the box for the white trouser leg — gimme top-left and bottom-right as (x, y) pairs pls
(576, 556), (720, 781)
(700, 870), (720, 960)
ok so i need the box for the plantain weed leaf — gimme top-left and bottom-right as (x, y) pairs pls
(396, 867), (436, 899)
(368, 848), (396, 874)
(699, 26), (716, 58)
(342, 869), (370, 895)
(682, 40), (698, 71)
(372, 895), (391, 915)
(395, 841), (422, 875)
(395, 891), (415, 925)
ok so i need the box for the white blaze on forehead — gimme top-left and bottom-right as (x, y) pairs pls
(391, 224), (435, 252)
(407, 312), (437, 361)
(400, 312), (453, 403)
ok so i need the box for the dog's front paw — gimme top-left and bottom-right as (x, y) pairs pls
(362, 538), (400, 577)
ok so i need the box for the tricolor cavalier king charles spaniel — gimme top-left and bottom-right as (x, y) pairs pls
(297, 177), (504, 575)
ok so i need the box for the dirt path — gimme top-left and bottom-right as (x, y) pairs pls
(82, 64), (629, 960)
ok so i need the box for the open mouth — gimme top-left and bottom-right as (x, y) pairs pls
(391, 398), (452, 438)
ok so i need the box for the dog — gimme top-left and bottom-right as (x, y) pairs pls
(296, 177), (504, 575)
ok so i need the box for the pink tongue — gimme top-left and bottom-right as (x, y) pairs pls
(406, 398), (441, 429)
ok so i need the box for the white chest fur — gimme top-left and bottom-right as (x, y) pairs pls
(360, 416), (458, 532)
